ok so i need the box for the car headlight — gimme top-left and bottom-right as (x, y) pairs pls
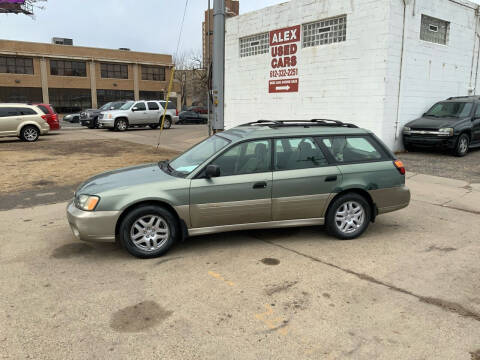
(75, 194), (100, 211)
(439, 128), (454, 136)
(108, 114), (113, 119)
(403, 126), (411, 135)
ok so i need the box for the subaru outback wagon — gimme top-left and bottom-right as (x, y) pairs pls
(67, 120), (410, 258)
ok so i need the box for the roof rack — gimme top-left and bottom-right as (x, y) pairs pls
(447, 96), (480, 100)
(241, 119), (358, 128)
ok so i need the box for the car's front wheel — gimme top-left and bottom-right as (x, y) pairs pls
(114, 118), (128, 131)
(20, 125), (40, 142)
(453, 133), (469, 157)
(326, 193), (371, 240)
(119, 205), (178, 258)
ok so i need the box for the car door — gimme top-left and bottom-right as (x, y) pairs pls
(189, 139), (273, 229)
(130, 102), (147, 125)
(147, 101), (160, 123)
(0, 107), (21, 135)
(472, 104), (480, 143)
(272, 137), (341, 221)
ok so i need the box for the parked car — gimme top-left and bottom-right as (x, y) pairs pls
(80, 101), (125, 129)
(67, 119), (410, 258)
(178, 108), (208, 124)
(158, 100), (179, 125)
(34, 103), (60, 130)
(0, 103), (50, 142)
(62, 113), (80, 123)
(98, 100), (172, 131)
(403, 96), (480, 156)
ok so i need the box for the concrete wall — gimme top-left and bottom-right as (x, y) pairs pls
(224, 0), (479, 151)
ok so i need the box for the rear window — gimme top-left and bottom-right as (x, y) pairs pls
(321, 136), (384, 163)
(161, 101), (176, 109)
(37, 105), (49, 114)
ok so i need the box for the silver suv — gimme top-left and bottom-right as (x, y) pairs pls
(98, 100), (174, 131)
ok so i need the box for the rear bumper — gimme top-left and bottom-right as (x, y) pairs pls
(48, 122), (60, 131)
(66, 201), (120, 243)
(369, 185), (410, 215)
(403, 135), (456, 149)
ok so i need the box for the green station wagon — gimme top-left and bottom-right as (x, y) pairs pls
(67, 120), (410, 258)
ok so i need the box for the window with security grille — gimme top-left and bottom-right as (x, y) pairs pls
(420, 15), (449, 45)
(303, 15), (347, 48)
(142, 65), (166, 81)
(239, 32), (269, 58)
(0, 56), (34, 75)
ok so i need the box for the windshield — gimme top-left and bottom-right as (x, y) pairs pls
(111, 102), (125, 110)
(119, 101), (135, 110)
(99, 102), (112, 111)
(425, 102), (473, 118)
(169, 135), (230, 175)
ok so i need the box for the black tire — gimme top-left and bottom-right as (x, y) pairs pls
(87, 118), (97, 129)
(119, 205), (178, 258)
(163, 117), (172, 129)
(114, 118), (129, 131)
(325, 193), (371, 240)
(453, 133), (469, 157)
(404, 143), (414, 152)
(149, 124), (159, 129)
(20, 125), (40, 142)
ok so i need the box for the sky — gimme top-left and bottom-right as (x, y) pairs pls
(0, 0), (287, 56)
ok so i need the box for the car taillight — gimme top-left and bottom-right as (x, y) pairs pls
(394, 160), (406, 175)
(41, 115), (48, 121)
(53, 114), (58, 121)
(176, 109), (179, 116)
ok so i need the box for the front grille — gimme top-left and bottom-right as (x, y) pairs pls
(98, 114), (104, 120)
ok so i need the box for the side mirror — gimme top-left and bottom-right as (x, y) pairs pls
(205, 164), (220, 178)
(132, 107), (138, 112)
(110, 107), (115, 110)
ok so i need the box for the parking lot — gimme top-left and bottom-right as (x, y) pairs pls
(1, 126), (480, 359)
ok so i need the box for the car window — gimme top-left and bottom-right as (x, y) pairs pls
(147, 102), (159, 110)
(275, 137), (328, 170)
(321, 136), (383, 163)
(135, 102), (146, 111)
(210, 139), (271, 177)
(475, 105), (480, 117)
(18, 108), (37, 115)
(37, 105), (49, 114)
(50, 106), (56, 114)
(0, 107), (20, 117)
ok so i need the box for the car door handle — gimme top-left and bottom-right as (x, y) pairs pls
(253, 181), (267, 189)
(325, 175), (337, 182)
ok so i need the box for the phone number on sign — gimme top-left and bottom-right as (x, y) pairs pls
(270, 68), (298, 78)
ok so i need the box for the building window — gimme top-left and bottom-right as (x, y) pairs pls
(0, 56), (34, 75)
(139, 90), (164, 100)
(50, 59), (86, 77)
(420, 15), (449, 45)
(0, 87), (42, 103)
(96, 89), (134, 105)
(142, 65), (166, 81)
(100, 63), (128, 79)
(302, 15), (347, 48)
(48, 88), (92, 113)
(240, 32), (269, 58)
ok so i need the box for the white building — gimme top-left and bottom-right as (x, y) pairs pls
(224, 0), (480, 150)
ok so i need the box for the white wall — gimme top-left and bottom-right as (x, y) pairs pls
(224, 0), (479, 150)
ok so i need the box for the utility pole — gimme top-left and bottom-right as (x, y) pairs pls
(212, 0), (225, 131)
(207, 0), (212, 136)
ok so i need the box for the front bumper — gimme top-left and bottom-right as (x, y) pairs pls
(80, 118), (92, 126)
(403, 134), (456, 149)
(98, 119), (114, 128)
(66, 201), (120, 243)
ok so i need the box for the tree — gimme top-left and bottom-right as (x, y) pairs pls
(174, 50), (209, 108)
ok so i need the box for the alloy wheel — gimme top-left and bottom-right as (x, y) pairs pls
(24, 128), (38, 141)
(334, 201), (365, 234)
(130, 215), (170, 252)
(459, 137), (468, 154)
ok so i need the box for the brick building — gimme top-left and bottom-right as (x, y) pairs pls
(0, 39), (179, 112)
(224, 0), (480, 150)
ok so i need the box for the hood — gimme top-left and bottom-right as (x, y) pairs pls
(101, 109), (125, 115)
(405, 116), (466, 129)
(76, 163), (174, 195)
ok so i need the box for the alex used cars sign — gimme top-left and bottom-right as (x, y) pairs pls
(269, 25), (300, 93)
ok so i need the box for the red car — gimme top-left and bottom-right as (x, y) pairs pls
(34, 103), (60, 130)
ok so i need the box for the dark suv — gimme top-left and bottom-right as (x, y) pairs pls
(403, 96), (480, 156)
(80, 101), (125, 129)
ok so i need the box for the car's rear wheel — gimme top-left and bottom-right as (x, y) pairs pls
(119, 205), (178, 258)
(20, 125), (39, 142)
(163, 117), (172, 129)
(326, 193), (371, 240)
(454, 133), (469, 157)
(115, 118), (128, 131)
